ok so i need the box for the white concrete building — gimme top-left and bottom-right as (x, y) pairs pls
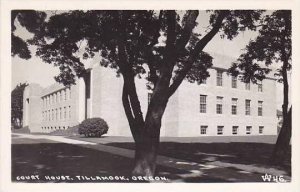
(22, 54), (278, 137)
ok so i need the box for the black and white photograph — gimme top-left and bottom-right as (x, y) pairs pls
(1, 0), (299, 192)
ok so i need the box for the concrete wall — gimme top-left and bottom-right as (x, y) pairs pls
(23, 84), (43, 132)
(177, 68), (277, 137)
(39, 81), (82, 133)
(22, 57), (278, 137)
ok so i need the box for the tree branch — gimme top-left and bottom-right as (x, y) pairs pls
(168, 10), (229, 97)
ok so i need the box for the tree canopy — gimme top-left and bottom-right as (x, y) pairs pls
(228, 10), (291, 83)
(15, 10), (269, 176)
(11, 10), (46, 59)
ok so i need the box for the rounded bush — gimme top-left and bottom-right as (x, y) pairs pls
(78, 118), (109, 137)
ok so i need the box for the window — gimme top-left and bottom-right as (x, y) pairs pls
(258, 81), (263, 92)
(64, 106), (67, 119)
(69, 88), (71, 99)
(64, 89), (67, 100)
(232, 98), (238, 115)
(59, 107), (62, 120)
(217, 126), (224, 135)
(200, 126), (207, 135)
(200, 95), (207, 113)
(48, 110), (50, 121)
(232, 76), (237, 88)
(57, 92), (60, 103)
(245, 99), (251, 115)
(216, 70), (223, 86)
(259, 126), (264, 134)
(50, 95), (53, 105)
(232, 126), (238, 135)
(69, 106), (71, 119)
(60, 90), (64, 101)
(53, 93), (56, 104)
(246, 126), (252, 134)
(216, 96), (223, 114)
(52, 109), (54, 121)
(245, 82), (250, 90)
(258, 101), (263, 116)
(55, 108), (58, 120)
(148, 93), (153, 105)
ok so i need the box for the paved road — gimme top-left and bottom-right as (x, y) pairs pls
(12, 133), (289, 183)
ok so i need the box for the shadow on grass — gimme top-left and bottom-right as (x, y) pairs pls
(11, 141), (291, 183)
(106, 142), (291, 176)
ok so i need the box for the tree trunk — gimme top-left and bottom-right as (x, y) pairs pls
(270, 107), (291, 164)
(132, 101), (166, 176)
(270, 58), (291, 165)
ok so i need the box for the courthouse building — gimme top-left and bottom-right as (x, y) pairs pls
(22, 53), (278, 137)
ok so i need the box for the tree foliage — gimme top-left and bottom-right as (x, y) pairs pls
(228, 10), (292, 165)
(11, 83), (28, 128)
(11, 10), (46, 59)
(25, 10), (265, 176)
(29, 10), (264, 87)
(228, 10), (291, 83)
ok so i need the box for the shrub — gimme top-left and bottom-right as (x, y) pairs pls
(78, 118), (109, 137)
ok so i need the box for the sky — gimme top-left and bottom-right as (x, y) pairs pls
(11, 10), (285, 108)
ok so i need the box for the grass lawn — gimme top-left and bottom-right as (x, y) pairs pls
(106, 141), (291, 176)
(11, 135), (291, 183)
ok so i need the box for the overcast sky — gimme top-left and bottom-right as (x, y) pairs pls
(11, 10), (285, 109)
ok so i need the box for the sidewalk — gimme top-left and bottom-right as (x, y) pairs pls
(12, 133), (290, 182)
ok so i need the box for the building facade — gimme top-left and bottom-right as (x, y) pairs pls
(22, 54), (278, 137)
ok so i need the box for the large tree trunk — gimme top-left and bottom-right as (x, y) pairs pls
(271, 107), (291, 164)
(132, 96), (167, 176)
(270, 58), (291, 165)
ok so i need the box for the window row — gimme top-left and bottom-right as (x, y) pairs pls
(200, 95), (263, 116)
(42, 88), (71, 108)
(210, 70), (263, 92)
(200, 125), (264, 135)
(42, 106), (72, 121)
(41, 126), (70, 130)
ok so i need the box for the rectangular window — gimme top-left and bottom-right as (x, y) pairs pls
(59, 107), (62, 120)
(232, 98), (238, 115)
(57, 92), (60, 103)
(200, 126), (208, 135)
(245, 99), (251, 115)
(217, 126), (224, 135)
(55, 108), (58, 120)
(259, 126), (264, 134)
(216, 96), (223, 114)
(60, 91), (63, 102)
(245, 82), (250, 90)
(64, 106), (66, 119)
(69, 106), (71, 119)
(258, 101), (263, 116)
(232, 76), (237, 88)
(258, 81), (263, 92)
(246, 126), (252, 134)
(216, 70), (223, 86)
(232, 126), (238, 135)
(48, 110), (50, 121)
(64, 89), (67, 100)
(200, 95), (207, 113)
(52, 109), (54, 121)
(148, 93), (153, 105)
